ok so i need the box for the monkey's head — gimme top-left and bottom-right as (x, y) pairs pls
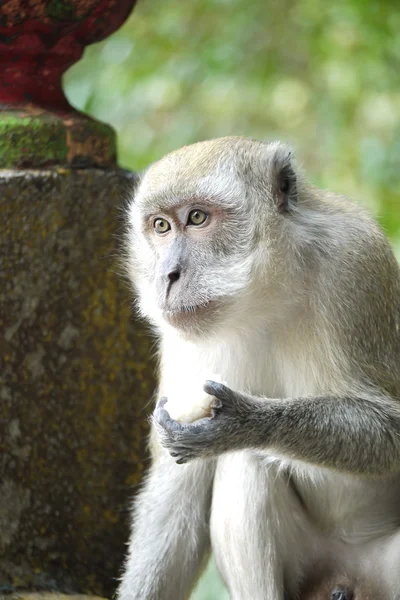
(126, 137), (301, 338)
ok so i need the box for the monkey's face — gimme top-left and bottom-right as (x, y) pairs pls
(129, 196), (254, 336)
(126, 138), (298, 337)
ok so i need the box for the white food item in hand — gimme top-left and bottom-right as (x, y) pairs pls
(169, 373), (222, 424)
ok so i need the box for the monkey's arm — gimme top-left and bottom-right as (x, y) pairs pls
(154, 381), (400, 477)
(117, 449), (215, 600)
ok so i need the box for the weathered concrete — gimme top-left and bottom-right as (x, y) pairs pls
(0, 169), (155, 597)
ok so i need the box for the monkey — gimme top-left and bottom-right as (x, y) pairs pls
(117, 137), (400, 600)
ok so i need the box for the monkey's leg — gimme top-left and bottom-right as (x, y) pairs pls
(210, 452), (308, 600)
(117, 454), (215, 600)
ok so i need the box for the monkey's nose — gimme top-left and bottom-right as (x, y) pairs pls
(167, 269), (180, 283)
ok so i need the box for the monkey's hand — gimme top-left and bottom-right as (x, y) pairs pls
(153, 380), (258, 463)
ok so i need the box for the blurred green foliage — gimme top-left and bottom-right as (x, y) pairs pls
(65, 0), (399, 249)
(64, 1), (399, 596)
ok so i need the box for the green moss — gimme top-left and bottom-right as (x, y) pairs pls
(0, 112), (116, 169)
(0, 115), (68, 169)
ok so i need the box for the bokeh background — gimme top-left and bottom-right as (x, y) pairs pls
(64, 0), (399, 597)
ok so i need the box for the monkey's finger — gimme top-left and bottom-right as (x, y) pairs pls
(155, 397), (169, 411)
(210, 398), (223, 418)
(154, 408), (182, 432)
(153, 402), (171, 424)
(204, 380), (231, 400)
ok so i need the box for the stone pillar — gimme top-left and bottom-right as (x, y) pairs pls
(0, 3), (155, 598)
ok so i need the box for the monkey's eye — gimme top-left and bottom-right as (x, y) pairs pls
(187, 209), (207, 226)
(153, 218), (171, 234)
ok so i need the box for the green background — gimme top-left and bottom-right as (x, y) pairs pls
(64, 1), (399, 597)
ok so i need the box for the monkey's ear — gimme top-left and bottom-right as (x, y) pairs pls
(273, 149), (297, 213)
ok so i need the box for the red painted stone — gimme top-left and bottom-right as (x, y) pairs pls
(0, 0), (137, 112)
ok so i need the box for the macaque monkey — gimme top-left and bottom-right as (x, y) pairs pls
(118, 137), (400, 600)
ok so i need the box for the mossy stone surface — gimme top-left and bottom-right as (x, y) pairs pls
(0, 169), (155, 597)
(0, 111), (116, 169)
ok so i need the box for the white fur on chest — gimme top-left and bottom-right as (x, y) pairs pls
(159, 327), (278, 423)
(159, 322), (334, 424)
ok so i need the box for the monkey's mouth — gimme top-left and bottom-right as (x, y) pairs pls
(162, 299), (218, 324)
